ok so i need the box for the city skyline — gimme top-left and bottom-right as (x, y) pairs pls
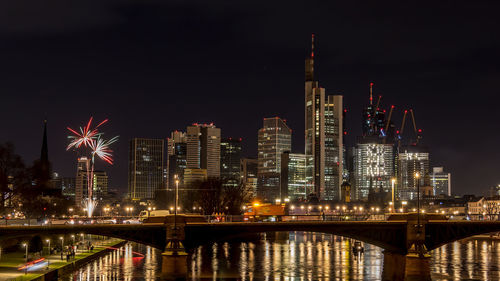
(1, 1), (499, 196)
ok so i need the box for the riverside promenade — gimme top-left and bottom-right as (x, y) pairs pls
(0, 238), (125, 281)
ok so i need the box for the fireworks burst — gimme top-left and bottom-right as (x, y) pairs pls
(66, 117), (118, 217)
(90, 135), (119, 164)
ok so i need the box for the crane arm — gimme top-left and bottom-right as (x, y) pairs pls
(400, 110), (408, 135)
(385, 105), (395, 132)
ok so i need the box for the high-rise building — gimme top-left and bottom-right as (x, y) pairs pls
(257, 117), (291, 201)
(352, 140), (394, 201)
(397, 146), (430, 200)
(75, 157), (90, 204)
(281, 152), (309, 200)
(304, 34), (343, 200)
(167, 131), (187, 189)
(128, 138), (165, 200)
(186, 123), (221, 179)
(75, 157), (108, 203)
(241, 158), (258, 198)
(220, 138), (242, 187)
(431, 167), (451, 196)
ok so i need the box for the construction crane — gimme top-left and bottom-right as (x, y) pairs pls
(397, 109), (408, 148)
(375, 95), (382, 110)
(409, 109), (423, 145)
(384, 105), (395, 132)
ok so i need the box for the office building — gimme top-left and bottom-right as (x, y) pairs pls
(167, 131), (187, 189)
(60, 177), (76, 198)
(281, 152), (310, 200)
(304, 34), (343, 200)
(183, 168), (208, 187)
(352, 141), (394, 201)
(220, 138), (242, 187)
(75, 159), (108, 203)
(128, 138), (165, 200)
(75, 157), (90, 204)
(431, 167), (451, 196)
(186, 123), (221, 178)
(241, 158), (258, 198)
(257, 117), (291, 201)
(397, 146), (430, 200)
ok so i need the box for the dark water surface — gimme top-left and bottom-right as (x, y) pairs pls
(60, 232), (500, 280)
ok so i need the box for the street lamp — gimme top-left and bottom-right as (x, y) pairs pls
(46, 239), (50, 255)
(174, 175), (179, 233)
(59, 236), (64, 253)
(71, 235), (75, 245)
(415, 172), (421, 231)
(391, 178), (396, 208)
(23, 243), (28, 263)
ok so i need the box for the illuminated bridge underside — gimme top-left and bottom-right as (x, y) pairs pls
(2, 221), (500, 254)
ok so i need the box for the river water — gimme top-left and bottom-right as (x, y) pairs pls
(60, 232), (500, 280)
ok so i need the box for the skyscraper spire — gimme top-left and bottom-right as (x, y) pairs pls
(41, 119), (49, 164)
(305, 33), (315, 81)
(311, 33), (315, 59)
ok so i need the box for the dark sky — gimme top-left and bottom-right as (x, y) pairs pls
(1, 0), (498, 196)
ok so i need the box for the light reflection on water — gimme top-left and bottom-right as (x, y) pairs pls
(62, 232), (500, 280)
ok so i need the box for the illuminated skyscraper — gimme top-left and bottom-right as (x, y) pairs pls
(281, 152), (309, 200)
(431, 167), (451, 196)
(257, 117), (291, 201)
(305, 34), (343, 200)
(220, 138), (242, 187)
(397, 146), (430, 200)
(186, 123), (221, 179)
(75, 156), (108, 203)
(128, 138), (165, 200)
(352, 140), (394, 201)
(167, 131), (187, 188)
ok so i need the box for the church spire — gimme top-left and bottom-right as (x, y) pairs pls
(41, 119), (49, 164)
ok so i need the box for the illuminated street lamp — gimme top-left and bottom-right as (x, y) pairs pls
(45, 239), (50, 255)
(59, 236), (64, 249)
(415, 172), (421, 230)
(23, 243), (28, 263)
(391, 178), (396, 209)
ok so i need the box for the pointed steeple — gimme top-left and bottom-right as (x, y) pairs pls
(41, 119), (49, 165)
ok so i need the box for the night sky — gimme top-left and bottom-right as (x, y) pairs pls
(1, 1), (498, 196)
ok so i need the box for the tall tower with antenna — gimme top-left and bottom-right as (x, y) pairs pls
(304, 34), (343, 201)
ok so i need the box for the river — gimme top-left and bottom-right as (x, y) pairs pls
(60, 232), (500, 280)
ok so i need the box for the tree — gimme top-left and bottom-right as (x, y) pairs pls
(0, 142), (30, 216)
(193, 178), (250, 215)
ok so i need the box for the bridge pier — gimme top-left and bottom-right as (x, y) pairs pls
(161, 224), (188, 280)
(382, 251), (431, 281)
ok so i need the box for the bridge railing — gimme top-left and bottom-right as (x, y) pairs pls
(202, 214), (389, 223)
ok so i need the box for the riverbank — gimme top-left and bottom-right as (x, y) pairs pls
(0, 239), (126, 281)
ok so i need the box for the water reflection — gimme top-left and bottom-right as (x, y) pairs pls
(62, 232), (500, 280)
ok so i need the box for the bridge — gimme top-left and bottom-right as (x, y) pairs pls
(2, 214), (500, 280)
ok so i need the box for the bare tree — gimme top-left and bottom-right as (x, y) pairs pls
(0, 143), (29, 215)
(483, 201), (500, 221)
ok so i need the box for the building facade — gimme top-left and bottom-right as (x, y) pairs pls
(220, 138), (242, 188)
(352, 141), (394, 201)
(186, 123), (221, 178)
(167, 131), (187, 189)
(128, 138), (165, 200)
(241, 158), (258, 198)
(281, 152), (309, 200)
(397, 146), (430, 200)
(431, 166), (451, 196)
(257, 117), (291, 201)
